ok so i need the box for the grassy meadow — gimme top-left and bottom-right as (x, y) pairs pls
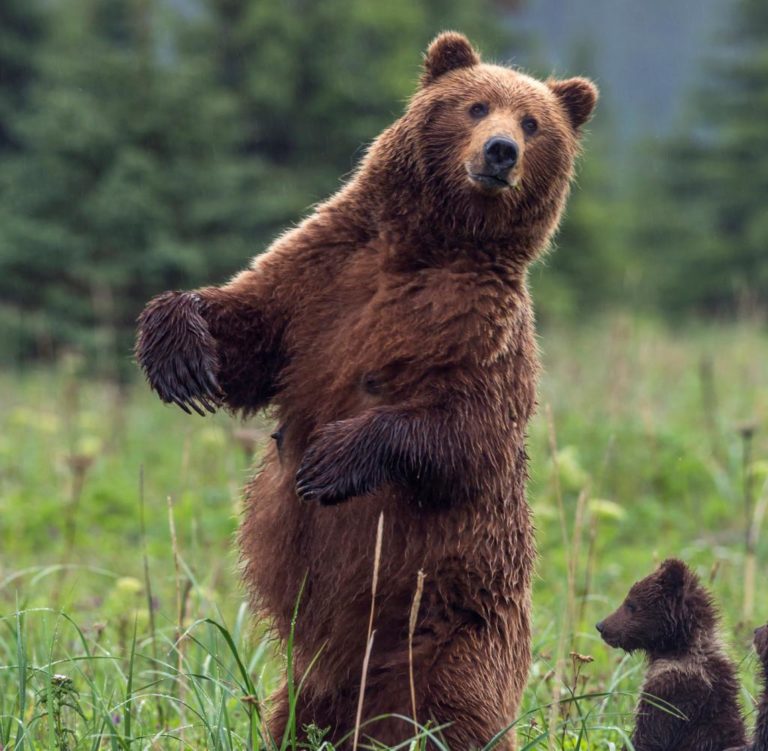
(2, 316), (768, 749)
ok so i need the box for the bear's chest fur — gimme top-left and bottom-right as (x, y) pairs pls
(274, 244), (538, 463)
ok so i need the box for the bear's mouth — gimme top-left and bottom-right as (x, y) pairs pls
(468, 172), (511, 191)
(599, 631), (621, 649)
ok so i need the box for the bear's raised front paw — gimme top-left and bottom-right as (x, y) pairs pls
(135, 291), (223, 416)
(295, 423), (379, 506)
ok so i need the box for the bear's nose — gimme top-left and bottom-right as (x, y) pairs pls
(595, 621), (605, 634)
(484, 137), (519, 173)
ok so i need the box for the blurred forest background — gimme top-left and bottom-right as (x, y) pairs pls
(1, 0), (767, 374)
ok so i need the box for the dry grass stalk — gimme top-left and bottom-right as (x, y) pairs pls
(708, 559), (721, 585)
(56, 451), (96, 603)
(569, 651), (594, 689)
(167, 494), (187, 734)
(545, 405), (591, 749)
(63, 453), (95, 555)
(569, 487), (589, 626)
(545, 404), (568, 560)
(352, 512), (384, 751)
(139, 466), (163, 727)
(576, 513), (598, 637)
(408, 569), (426, 734)
(576, 438), (614, 634)
(745, 474), (768, 622)
(545, 404), (567, 751)
(698, 355), (724, 464)
(739, 421), (758, 620)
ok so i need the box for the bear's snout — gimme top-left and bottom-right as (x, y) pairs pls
(466, 135), (521, 192)
(484, 136), (519, 175)
(596, 617), (622, 647)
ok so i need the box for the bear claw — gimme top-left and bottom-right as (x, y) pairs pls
(136, 291), (223, 416)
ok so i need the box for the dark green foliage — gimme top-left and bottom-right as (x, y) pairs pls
(531, 128), (632, 321)
(1, 0), (765, 367)
(0, 0), (262, 371)
(0, 0), (45, 152)
(631, 0), (768, 315)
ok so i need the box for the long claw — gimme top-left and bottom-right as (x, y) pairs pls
(186, 398), (207, 417)
(168, 373), (201, 415)
(205, 368), (224, 399)
(197, 395), (217, 414)
(195, 368), (223, 405)
(170, 396), (192, 415)
(173, 361), (201, 411)
(192, 368), (221, 409)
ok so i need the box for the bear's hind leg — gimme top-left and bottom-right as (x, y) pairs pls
(266, 682), (345, 749)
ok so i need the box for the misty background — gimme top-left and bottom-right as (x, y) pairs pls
(1, 0), (765, 374)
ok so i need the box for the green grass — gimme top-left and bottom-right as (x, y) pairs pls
(2, 317), (768, 749)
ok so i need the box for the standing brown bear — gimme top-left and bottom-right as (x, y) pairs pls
(597, 559), (747, 751)
(137, 32), (597, 749)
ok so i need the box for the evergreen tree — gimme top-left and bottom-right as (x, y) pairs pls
(0, 0), (45, 152)
(529, 38), (633, 321)
(531, 130), (631, 321)
(633, 0), (768, 315)
(0, 0), (254, 370)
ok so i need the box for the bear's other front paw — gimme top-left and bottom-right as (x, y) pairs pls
(295, 423), (381, 506)
(135, 291), (223, 416)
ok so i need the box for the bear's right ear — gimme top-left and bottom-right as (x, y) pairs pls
(422, 32), (480, 86)
(658, 559), (689, 595)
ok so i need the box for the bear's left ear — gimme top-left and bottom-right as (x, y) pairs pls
(422, 32), (480, 86)
(548, 77), (599, 131)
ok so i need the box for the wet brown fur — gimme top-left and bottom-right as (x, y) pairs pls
(136, 33), (597, 749)
(598, 559), (747, 751)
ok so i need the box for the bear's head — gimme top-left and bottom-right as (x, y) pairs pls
(596, 559), (717, 656)
(367, 32), (598, 252)
(754, 623), (768, 665)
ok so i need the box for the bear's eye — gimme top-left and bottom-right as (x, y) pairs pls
(469, 102), (489, 119)
(625, 601), (637, 614)
(521, 116), (538, 136)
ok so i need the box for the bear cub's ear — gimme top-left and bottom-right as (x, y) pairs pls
(422, 31), (480, 86)
(548, 77), (599, 130)
(658, 558), (690, 595)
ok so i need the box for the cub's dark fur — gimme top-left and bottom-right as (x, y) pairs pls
(597, 559), (746, 751)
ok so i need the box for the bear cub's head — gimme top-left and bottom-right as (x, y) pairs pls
(408, 32), (597, 202)
(596, 559), (717, 656)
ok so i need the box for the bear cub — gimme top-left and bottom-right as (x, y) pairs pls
(597, 559), (746, 751)
(727, 624), (768, 751)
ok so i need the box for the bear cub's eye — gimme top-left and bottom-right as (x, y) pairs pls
(624, 601), (637, 614)
(522, 116), (538, 136)
(469, 102), (489, 119)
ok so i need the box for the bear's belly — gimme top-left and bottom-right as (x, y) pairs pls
(239, 451), (534, 681)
